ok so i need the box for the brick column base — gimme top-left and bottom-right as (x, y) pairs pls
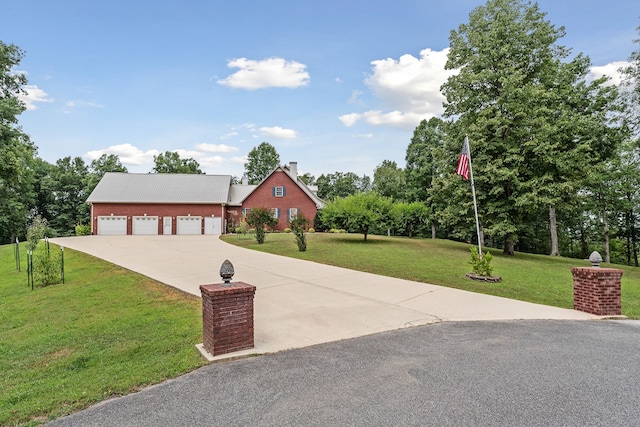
(200, 282), (256, 356)
(571, 267), (622, 316)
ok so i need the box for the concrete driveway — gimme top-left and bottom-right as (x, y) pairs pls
(50, 235), (598, 359)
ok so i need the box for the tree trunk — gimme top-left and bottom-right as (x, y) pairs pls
(632, 209), (639, 267)
(503, 233), (515, 256)
(602, 205), (610, 264)
(626, 210), (632, 266)
(549, 205), (560, 256)
(431, 221), (436, 239)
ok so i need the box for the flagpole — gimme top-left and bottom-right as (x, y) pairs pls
(465, 135), (483, 257)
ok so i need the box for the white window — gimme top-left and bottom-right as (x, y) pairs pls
(288, 208), (298, 221)
(271, 208), (279, 219)
(242, 208), (251, 218)
(274, 186), (285, 197)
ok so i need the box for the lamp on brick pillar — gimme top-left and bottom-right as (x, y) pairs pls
(220, 259), (234, 285)
(197, 260), (256, 359)
(571, 251), (623, 317)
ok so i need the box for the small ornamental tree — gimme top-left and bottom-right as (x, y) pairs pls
(26, 216), (48, 252)
(245, 207), (278, 244)
(289, 213), (310, 251)
(321, 192), (393, 241)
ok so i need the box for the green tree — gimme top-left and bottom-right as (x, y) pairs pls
(41, 157), (90, 235)
(372, 160), (406, 200)
(441, 0), (620, 255)
(0, 41), (36, 243)
(316, 172), (371, 201)
(321, 192), (393, 241)
(405, 118), (446, 203)
(289, 212), (310, 251)
(405, 117), (448, 238)
(244, 142), (280, 184)
(621, 25), (640, 139)
(299, 172), (315, 186)
(86, 154), (128, 194)
(152, 151), (203, 174)
(391, 202), (430, 238)
(245, 207), (278, 244)
(31, 158), (56, 221)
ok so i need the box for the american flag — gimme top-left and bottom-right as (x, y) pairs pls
(456, 137), (470, 180)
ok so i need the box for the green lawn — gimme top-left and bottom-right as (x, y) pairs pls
(0, 243), (205, 426)
(222, 232), (640, 319)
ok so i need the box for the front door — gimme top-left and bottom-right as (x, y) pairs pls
(163, 217), (172, 235)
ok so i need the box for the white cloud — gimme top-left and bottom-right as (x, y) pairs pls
(229, 156), (248, 165)
(85, 143), (247, 174)
(260, 126), (297, 139)
(348, 90), (364, 105)
(339, 110), (427, 128)
(217, 132), (238, 140)
(217, 57), (310, 90)
(341, 48), (456, 128)
(63, 99), (104, 114)
(195, 143), (238, 153)
(85, 144), (160, 166)
(588, 61), (630, 86)
(18, 85), (53, 110)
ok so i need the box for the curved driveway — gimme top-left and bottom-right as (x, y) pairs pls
(50, 235), (599, 360)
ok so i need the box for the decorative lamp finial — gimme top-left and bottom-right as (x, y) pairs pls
(589, 251), (603, 268)
(220, 259), (234, 285)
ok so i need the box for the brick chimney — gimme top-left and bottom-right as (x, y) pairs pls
(288, 162), (298, 180)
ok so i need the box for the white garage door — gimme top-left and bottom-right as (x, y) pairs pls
(97, 216), (127, 235)
(176, 216), (202, 235)
(204, 217), (222, 235)
(132, 216), (159, 235)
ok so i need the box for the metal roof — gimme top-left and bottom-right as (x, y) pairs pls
(228, 184), (257, 206)
(86, 173), (232, 204)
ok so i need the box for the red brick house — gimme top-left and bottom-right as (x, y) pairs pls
(87, 162), (324, 235)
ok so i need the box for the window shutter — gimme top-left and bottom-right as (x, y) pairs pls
(287, 208), (290, 221)
(277, 208), (280, 218)
(283, 187), (287, 196)
(272, 187), (276, 196)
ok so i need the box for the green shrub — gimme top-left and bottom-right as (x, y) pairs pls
(308, 228), (315, 233)
(290, 214), (310, 252)
(245, 207), (278, 244)
(329, 228), (347, 234)
(34, 250), (62, 286)
(75, 223), (91, 236)
(469, 247), (494, 277)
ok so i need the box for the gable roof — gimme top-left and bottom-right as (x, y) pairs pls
(87, 172), (232, 204)
(232, 165), (325, 208)
(87, 165), (325, 208)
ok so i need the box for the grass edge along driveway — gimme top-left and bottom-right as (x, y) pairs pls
(221, 232), (640, 319)
(0, 243), (206, 426)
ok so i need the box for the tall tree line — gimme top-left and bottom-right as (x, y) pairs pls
(368, 2), (640, 264)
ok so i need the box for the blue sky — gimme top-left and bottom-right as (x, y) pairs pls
(3, 0), (638, 178)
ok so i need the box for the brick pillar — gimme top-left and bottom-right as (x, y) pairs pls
(200, 282), (256, 356)
(571, 267), (622, 316)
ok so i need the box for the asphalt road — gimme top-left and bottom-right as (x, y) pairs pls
(46, 320), (640, 427)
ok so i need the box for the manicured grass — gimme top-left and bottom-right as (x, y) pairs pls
(222, 232), (640, 319)
(0, 243), (205, 426)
